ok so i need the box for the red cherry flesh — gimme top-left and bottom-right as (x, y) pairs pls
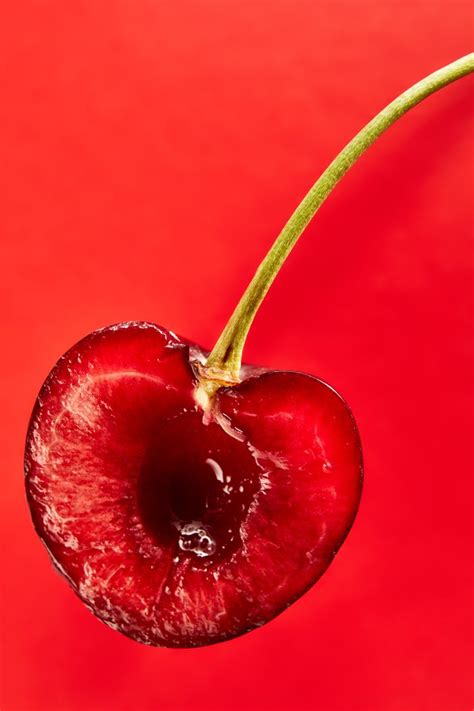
(25, 322), (363, 647)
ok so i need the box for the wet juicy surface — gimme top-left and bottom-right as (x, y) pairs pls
(25, 322), (363, 647)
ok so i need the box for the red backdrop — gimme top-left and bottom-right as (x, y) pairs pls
(0, 2), (472, 710)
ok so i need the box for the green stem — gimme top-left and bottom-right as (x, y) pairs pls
(205, 53), (474, 382)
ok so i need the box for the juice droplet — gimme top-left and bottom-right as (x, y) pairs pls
(178, 522), (217, 558)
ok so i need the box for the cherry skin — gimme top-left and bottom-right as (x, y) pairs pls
(25, 322), (362, 647)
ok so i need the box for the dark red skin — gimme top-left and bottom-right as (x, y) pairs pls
(25, 322), (363, 647)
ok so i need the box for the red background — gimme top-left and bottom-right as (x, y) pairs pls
(0, 2), (472, 710)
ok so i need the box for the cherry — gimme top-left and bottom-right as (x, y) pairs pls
(25, 55), (473, 647)
(26, 323), (362, 646)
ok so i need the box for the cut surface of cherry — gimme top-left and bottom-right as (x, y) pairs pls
(25, 322), (362, 647)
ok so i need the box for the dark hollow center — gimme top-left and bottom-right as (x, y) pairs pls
(137, 411), (261, 564)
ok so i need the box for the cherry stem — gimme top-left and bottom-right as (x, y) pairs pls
(205, 53), (473, 383)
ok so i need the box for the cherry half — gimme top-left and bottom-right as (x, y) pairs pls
(25, 323), (362, 646)
(24, 55), (473, 647)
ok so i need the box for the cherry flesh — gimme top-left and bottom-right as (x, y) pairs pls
(25, 322), (363, 647)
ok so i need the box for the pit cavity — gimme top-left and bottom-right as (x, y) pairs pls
(137, 411), (261, 564)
